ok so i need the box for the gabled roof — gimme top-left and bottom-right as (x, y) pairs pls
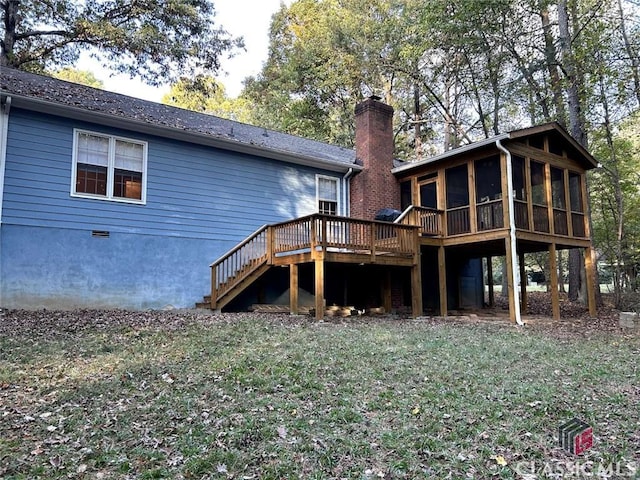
(392, 121), (599, 174)
(0, 68), (360, 173)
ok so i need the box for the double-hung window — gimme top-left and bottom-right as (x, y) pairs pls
(72, 130), (147, 203)
(317, 175), (339, 215)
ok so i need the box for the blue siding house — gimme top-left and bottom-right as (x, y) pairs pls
(0, 69), (599, 323)
(0, 69), (360, 309)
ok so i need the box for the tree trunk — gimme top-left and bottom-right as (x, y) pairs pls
(617, 0), (640, 106)
(501, 258), (508, 297)
(1, 0), (19, 67)
(413, 82), (422, 159)
(540, 1), (567, 126)
(558, 0), (590, 303)
(557, 0), (587, 147)
(568, 249), (581, 301)
(557, 249), (565, 293)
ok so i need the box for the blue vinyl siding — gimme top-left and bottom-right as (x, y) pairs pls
(1, 108), (346, 308)
(3, 109), (343, 238)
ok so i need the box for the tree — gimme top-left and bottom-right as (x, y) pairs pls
(50, 67), (103, 88)
(1, 0), (242, 85)
(162, 75), (252, 123)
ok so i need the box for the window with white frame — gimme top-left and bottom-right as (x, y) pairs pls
(72, 130), (147, 203)
(317, 175), (339, 215)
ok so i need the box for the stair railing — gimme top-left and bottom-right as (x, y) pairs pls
(210, 225), (271, 308)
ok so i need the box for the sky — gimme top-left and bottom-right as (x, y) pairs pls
(81, 0), (290, 102)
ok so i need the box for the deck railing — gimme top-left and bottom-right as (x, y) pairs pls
(272, 214), (418, 256)
(396, 205), (443, 236)
(210, 214), (419, 308)
(210, 225), (269, 307)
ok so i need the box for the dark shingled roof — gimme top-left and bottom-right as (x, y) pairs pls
(0, 68), (357, 169)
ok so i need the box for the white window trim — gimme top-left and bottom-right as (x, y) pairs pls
(70, 129), (148, 205)
(316, 174), (341, 215)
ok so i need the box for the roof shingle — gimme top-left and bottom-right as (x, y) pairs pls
(0, 68), (356, 168)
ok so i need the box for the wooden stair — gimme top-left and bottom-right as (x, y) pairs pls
(198, 212), (428, 313)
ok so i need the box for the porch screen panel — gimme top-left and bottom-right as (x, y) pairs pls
(512, 155), (528, 229)
(551, 166), (568, 235)
(530, 161), (549, 232)
(446, 164), (470, 235)
(475, 155), (503, 231)
(400, 181), (412, 210)
(569, 171), (585, 237)
(420, 182), (437, 209)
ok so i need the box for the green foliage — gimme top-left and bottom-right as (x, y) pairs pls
(161, 75), (252, 123)
(1, 0), (242, 85)
(590, 112), (640, 294)
(50, 68), (103, 88)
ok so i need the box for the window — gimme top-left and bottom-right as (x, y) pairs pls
(72, 130), (147, 203)
(317, 175), (339, 215)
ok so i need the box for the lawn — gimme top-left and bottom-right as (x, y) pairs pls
(1, 309), (638, 479)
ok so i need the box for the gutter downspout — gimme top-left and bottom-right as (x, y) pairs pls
(0, 95), (11, 227)
(342, 168), (354, 217)
(496, 139), (524, 326)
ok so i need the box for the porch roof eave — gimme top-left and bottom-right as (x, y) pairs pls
(391, 133), (510, 175)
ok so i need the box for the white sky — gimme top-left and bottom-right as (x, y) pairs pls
(81, 0), (290, 101)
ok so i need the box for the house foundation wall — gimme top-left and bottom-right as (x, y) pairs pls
(0, 224), (222, 309)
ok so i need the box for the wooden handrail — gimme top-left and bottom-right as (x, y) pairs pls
(210, 224), (269, 269)
(210, 225), (270, 308)
(396, 205), (444, 236)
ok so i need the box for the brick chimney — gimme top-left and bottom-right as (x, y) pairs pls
(350, 96), (399, 220)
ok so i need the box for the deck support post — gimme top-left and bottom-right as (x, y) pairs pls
(314, 259), (324, 320)
(486, 256), (494, 308)
(382, 269), (392, 313)
(438, 245), (447, 317)
(411, 264), (423, 318)
(585, 245), (597, 317)
(519, 252), (527, 314)
(549, 243), (560, 320)
(290, 263), (299, 315)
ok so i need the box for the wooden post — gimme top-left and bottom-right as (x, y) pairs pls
(545, 163), (554, 234)
(290, 263), (299, 315)
(438, 245), (447, 316)
(585, 246), (597, 317)
(315, 258), (324, 320)
(549, 243), (560, 320)
(519, 252), (527, 314)
(486, 256), (494, 308)
(468, 160), (477, 233)
(411, 265), (423, 318)
(504, 237), (518, 323)
(210, 264), (217, 310)
(370, 223), (376, 261)
(382, 269), (392, 313)
(266, 226), (274, 265)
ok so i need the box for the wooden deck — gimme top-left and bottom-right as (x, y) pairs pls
(207, 202), (596, 321)
(210, 214), (425, 313)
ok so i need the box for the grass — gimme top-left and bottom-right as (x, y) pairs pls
(1, 311), (639, 479)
